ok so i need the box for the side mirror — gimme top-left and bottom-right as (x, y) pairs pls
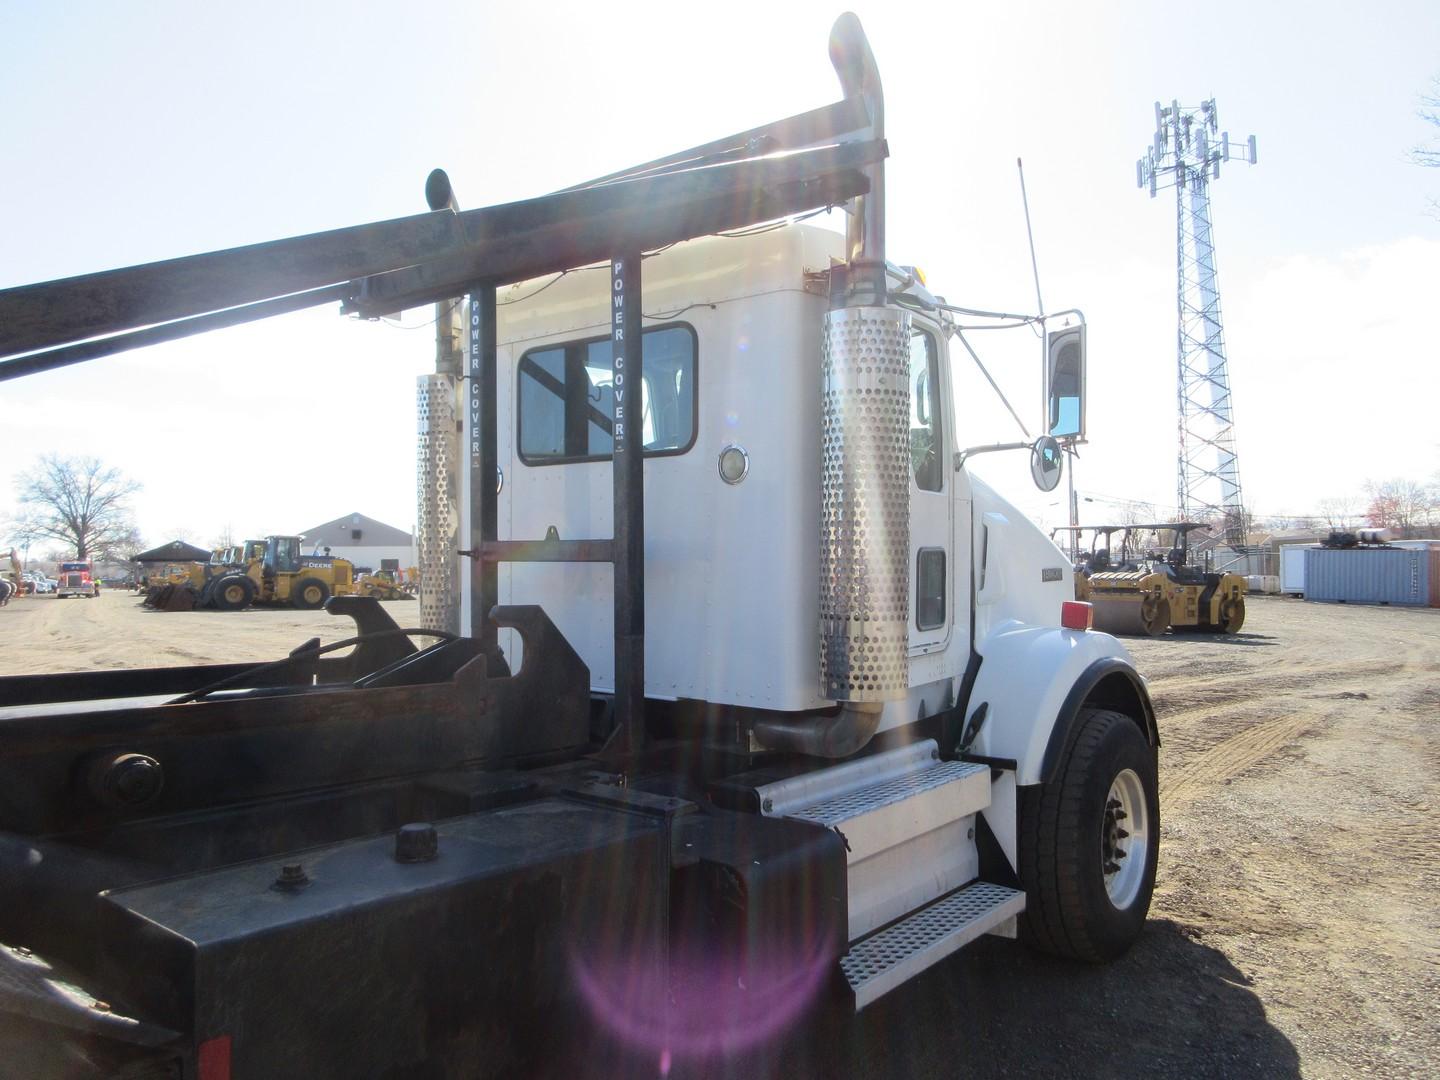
(1030, 435), (1063, 492)
(1044, 320), (1086, 442)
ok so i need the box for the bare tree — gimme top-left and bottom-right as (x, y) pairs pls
(1415, 79), (1440, 169)
(1363, 478), (1437, 538)
(12, 455), (142, 559)
(1317, 495), (1363, 531)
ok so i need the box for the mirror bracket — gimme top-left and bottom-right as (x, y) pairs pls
(955, 435), (1064, 493)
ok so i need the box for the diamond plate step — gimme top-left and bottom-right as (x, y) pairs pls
(841, 881), (1026, 1009)
(789, 757), (991, 940)
(786, 758), (989, 829)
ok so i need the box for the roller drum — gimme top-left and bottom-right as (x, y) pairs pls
(1091, 594), (1169, 637)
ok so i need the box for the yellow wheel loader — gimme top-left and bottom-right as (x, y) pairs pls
(241, 536), (355, 610)
(142, 561), (214, 611)
(353, 568), (412, 601)
(143, 538), (355, 612)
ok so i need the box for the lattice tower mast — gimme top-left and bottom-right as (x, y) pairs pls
(1138, 100), (1257, 552)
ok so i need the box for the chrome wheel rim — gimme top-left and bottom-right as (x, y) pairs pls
(1102, 768), (1149, 909)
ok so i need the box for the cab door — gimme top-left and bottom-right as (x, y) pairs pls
(908, 320), (953, 654)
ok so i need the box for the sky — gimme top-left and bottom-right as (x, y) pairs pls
(2, 0), (1438, 554)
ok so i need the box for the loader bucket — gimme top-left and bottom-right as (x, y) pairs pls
(152, 583), (199, 612)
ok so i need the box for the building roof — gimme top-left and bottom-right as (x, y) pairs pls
(133, 539), (212, 564)
(296, 513), (413, 549)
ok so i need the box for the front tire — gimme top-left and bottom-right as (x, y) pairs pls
(1018, 707), (1158, 962)
(212, 575), (254, 612)
(291, 577), (329, 610)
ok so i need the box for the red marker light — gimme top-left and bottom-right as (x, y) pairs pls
(198, 1035), (232, 1080)
(1060, 601), (1093, 631)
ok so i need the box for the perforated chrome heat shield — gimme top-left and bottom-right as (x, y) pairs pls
(416, 374), (460, 634)
(820, 306), (912, 701)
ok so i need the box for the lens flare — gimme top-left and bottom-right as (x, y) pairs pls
(570, 939), (832, 1061)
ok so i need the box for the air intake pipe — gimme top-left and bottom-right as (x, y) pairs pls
(755, 17), (909, 760)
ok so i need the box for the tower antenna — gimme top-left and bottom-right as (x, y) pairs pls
(1137, 99), (1257, 560)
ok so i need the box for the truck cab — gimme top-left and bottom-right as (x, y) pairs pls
(487, 225), (1129, 763)
(0, 14), (1159, 1075)
(55, 559), (98, 598)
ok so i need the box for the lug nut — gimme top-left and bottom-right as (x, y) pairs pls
(273, 863), (309, 890)
(395, 822), (438, 863)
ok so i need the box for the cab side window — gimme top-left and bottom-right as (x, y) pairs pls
(909, 328), (943, 492)
(518, 324), (697, 465)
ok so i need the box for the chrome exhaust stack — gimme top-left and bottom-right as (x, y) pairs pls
(829, 12), (887, 307)
(416, 169), (463, 635)
(757, 16), (909, 759)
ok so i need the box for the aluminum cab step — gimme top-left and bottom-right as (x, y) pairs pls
(757, 740), (992, 939)
(842, 881), (1026, 1009)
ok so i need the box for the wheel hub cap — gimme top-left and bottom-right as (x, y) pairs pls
(1102, 768), (1149, 910)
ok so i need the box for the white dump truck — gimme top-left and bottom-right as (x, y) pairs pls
(0, 13), (1156, 1077)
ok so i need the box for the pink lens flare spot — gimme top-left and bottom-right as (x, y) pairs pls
(571, 942), (831, 1061)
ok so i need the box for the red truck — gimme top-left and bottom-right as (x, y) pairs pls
(55, 559), (99, 599)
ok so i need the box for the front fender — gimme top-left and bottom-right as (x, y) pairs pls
(965, 621), (1154, 786)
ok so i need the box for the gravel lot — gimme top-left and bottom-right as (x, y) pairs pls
(1, 591), (1436, 1078)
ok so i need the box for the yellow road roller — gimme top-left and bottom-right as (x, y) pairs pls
(1059, 522), (1246, 635)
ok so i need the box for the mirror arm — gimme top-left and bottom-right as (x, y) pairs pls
(954, 441), (1033, 470)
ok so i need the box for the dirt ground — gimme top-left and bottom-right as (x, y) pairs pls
(1, 591), (1437, 1078)
(0, 588), (418, 673)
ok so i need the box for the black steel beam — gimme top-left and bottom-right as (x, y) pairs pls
(0, 141), (879, 367)
(0, 211), (460, 360)
(346, 142), (880, 318)
(0, 284), (351, 384)
(559, 95), (871, 191)
(474, 540), (615, 563)
(468, 288), (499, 650)
(611, 253), (645, 756)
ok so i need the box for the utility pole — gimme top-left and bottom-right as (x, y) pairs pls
(1138, 100), (1257, 557)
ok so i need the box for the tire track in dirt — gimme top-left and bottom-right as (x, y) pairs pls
(1149, 657), (1413, 706)
(1162, 712), (1316, 805)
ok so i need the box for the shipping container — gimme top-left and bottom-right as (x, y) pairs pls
(1303, 546), (1437, 607)
(1279, 544), (1310, 596)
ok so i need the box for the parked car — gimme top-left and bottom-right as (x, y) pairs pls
(20, 572), (54, 594)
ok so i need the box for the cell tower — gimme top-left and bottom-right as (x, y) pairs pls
(1138, 100), (1257, 554)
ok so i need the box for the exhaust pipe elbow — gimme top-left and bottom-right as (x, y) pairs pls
(425, 168), (459, 213)
(829, 13), (881, 112)
(752, 701), (884, 759)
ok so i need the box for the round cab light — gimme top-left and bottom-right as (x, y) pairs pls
(718, 444), (749, 485)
